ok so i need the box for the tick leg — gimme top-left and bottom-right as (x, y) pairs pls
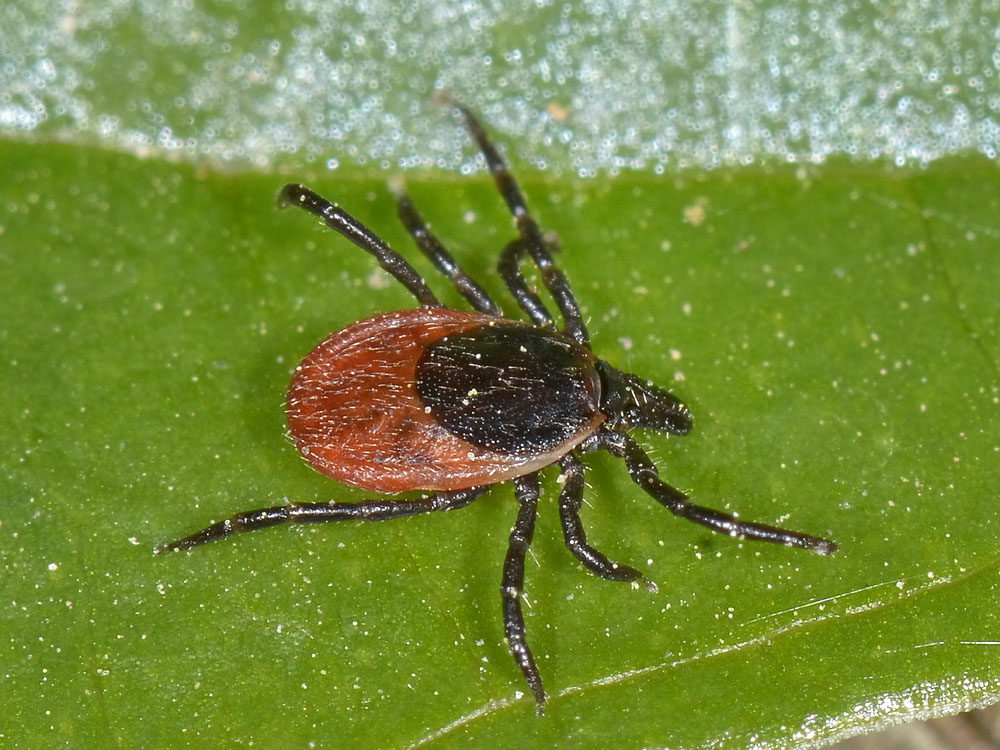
(503, 474), (546, 713)
(453, 104), (590, 347)
(155, 487), (488, 553)
(585, 432), (838, 555)
(558, 453), (657, 592)
(278, 183), (443, 308)
(498, 239), (557, 328)
(392, 185), (502, 316)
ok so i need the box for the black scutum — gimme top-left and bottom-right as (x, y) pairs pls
(416, 323), (601, 456)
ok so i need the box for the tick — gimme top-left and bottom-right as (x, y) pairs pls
(158, 102), (837, 713)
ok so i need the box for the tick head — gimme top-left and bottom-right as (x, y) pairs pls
(596, 360), (693, 436)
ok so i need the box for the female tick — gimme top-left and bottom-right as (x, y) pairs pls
(158, 103), (837, 713)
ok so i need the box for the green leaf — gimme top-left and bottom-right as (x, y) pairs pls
(4, 1), (999, 747)
(3, 139), (998, 747)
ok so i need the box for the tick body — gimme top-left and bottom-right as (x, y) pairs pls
(287, 308), (604, 492)
(159, 102), (837, 713)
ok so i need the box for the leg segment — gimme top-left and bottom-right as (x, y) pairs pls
(156, 487), (489, 553)
(278, 183), (442, 308)
(498, 239), (556, 328)
(583, 432), (838, 555)
(454, 105), (590, 347)
(502, 474), (546, 712)
(558, 453), (657, 592)
(393, 186), (502, 316)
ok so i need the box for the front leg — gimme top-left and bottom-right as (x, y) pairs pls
(583, 432), (838, 555)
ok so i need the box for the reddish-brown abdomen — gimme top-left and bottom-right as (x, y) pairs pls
(286, 308), (604, 492)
